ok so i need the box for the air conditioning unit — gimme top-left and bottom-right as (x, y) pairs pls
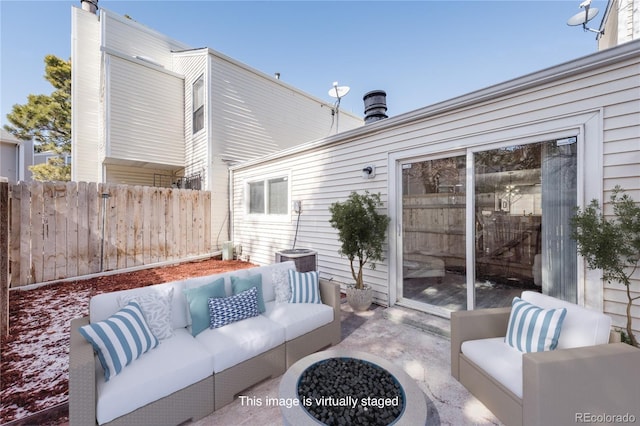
(275, 249), (317, 272)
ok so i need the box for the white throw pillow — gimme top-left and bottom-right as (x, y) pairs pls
(118, 288), (174, 341)
(272, 264), (291, 303)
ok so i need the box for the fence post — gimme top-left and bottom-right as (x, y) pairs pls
(1, 178), (9, 340)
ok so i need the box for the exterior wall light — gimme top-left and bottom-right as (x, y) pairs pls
(362, 165), (376, 179)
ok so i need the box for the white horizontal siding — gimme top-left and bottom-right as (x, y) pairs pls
(232, 41), (640, 316)
(71, 7), (102, 182)
(600, 57), (640, 337)
(105, 164), (182, 187)
(209, 51), (363, 163)
(101, 9), (190, 68)
(209, 156), (230, 250)
(172, 51), (209, 188)
(106, 55), (185, 167)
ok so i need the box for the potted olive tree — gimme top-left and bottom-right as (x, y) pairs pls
(329, 191), (390, 311)
(570, 186), (640, 347)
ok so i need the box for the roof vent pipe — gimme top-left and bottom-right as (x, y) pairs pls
(81, 0), (98, 14)
(363, 90), (388, 124)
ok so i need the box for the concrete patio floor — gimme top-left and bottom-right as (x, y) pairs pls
(193, 301), (503, 426)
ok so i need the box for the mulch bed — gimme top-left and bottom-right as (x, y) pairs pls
(0, 258), (255, 425)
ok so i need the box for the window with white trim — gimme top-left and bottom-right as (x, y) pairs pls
(192, 74), (205, 134)
(247, 175), (289, 216)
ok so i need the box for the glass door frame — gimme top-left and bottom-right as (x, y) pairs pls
(393, 149), (468, 318)
(388, 112), (600, 316)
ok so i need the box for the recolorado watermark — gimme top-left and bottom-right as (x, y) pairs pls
(576, 412), (636, 423)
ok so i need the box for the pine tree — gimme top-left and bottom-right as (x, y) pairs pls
(4, 55), (71, 181)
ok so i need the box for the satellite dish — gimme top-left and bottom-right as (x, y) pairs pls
(567, 1), (604, 35)
(328, 82), (350, 134)
(567, 7), (599, 26)
(328, 84), (350, 99)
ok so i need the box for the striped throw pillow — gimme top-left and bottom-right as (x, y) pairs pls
(505, 297), (567, 353)
(288, 270), (321, 304)
(79, 301), (159, 381)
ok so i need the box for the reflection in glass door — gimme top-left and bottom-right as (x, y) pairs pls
(397, 138), (578, 314)
(401, 155), (467, 311)
(474, 140), (577, 308)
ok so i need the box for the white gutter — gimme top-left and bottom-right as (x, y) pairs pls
(231, 38), (640, 171)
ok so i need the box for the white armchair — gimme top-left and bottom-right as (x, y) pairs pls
(451, 291), (640, 426)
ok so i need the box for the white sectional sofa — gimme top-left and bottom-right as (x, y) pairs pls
(451, 291), (640, 426)
(69, 261), (341, 426)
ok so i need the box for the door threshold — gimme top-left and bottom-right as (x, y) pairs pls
(394, 298), (453, 320)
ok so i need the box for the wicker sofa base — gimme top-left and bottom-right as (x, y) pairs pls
(285, 320), (341, 368)
(103, 376), (214, 426)
(70, 317), (215, 426)
(459, 354), (523, 426)
(214, 343), (286, 409)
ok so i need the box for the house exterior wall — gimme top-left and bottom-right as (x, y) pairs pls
(101, 10), (189, 68)
(599, 0), (639, 50)
(71, 6), (102, 182)
(172, 50), (209, 184)
(105, 54), (185, 168)
(0, 130), (33, 182)
(72, 7), (189, 183)
(72, 6), (363, 198)
(208, 50), (362, 163)
(202, 49), (362, 248)
(104, 164), (181, 187)
(101, 10), (186, 171)
(0, 142), (19, 182)
(231, 40), (640, 335)
(71, 7), (364, 250)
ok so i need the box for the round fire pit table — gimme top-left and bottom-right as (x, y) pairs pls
(279, 349), (427, 426)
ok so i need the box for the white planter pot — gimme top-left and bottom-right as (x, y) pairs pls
(345, 285), (373, 311)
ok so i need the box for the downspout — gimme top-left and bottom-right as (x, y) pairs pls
(14, 143), (20, 182)
(228, 167), (234, 252)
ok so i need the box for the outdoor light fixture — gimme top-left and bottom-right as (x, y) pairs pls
(362, 165), (376, 179)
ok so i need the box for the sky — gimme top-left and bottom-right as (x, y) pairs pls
(1, 0), (607, 127)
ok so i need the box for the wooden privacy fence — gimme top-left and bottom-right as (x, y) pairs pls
(7, 181), (212, 287)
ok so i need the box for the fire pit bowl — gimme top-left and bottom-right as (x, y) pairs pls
(279, 349), (427, 426)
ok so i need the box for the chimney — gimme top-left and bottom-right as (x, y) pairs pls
(363, 90), (388, 124)
(81, 0), (98, 14)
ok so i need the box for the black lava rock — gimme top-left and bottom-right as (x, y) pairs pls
(297, 357), (404, 426)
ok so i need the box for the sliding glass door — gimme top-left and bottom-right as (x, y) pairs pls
(473, 139), (577, 308)
(398, 138), (578, 313)
(401, 154), (468, 311)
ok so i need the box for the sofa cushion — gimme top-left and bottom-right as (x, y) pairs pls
(231, 274), (265, 313)
(461, 337), (524, 398)
(288, 270), (321, 304)
(95, 328), (214, 425)
(80, 301), (159, 381)
(521, 291), (611, 349)
(209, 287), (260, 328)
(505, 297), (567, 352)
(264, 301), (334, 341)
(183, 278), (225, 337)
(196, 315), (285, 373)
(182, 270), (250, 298)
(117, 288), (174, 341)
